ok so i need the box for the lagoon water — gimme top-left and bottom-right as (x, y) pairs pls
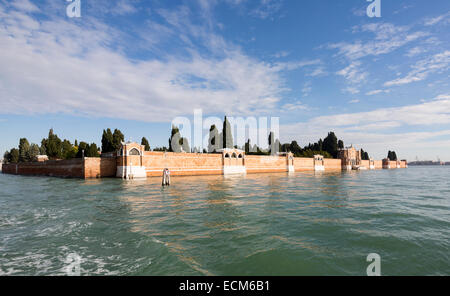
(0, 167), (449, 275)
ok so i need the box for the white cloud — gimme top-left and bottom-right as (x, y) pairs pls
(384, 51), (450, 86)
(406, 47), (426, 57)
(9, 0), (39, 12)
(424, 12), (450, 26)
(366, 89), (390, 96)
(280, 95), (450, 159)
(348, 99), (359, 104)
(301, 81), (312, 97)
(330, 23), (428, 60)
(250, 0), (283, 19)
(337, 61), (368, 85)
(0, 2), (290, 122)
(281, 101), (309, 111)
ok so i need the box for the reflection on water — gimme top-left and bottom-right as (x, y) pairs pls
(0, 167), (449, 275)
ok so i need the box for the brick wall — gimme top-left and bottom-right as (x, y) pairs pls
(245, 155), (287, 173)
(140, 152), (223, 177)
(2, 151), (407, 179)
(374, 160), (383, 169)
(323, 158), (342, 170)
(1, 159), (83, 178)
(83, 157), (117, 178)
(293, 157), (314, 171)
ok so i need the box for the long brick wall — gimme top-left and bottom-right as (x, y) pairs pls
(2, 159), (83, 178)
(141, 152), (223, 177)
(2, 152), (408, 179)
(84, 157), (117, 178)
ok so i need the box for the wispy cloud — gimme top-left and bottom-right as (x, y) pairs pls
(0, 2), (291, 121)
(384, 51), (450, 86)
(281, 94), (450, 159)
(250, 0), (283, 19)
(366, 89), (390, 96)
(424, 11), (450, 26)
(330, 23), (428, 60)
(336, 61), (368, 90)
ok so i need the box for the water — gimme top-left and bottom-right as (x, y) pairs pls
(0, 167), (449, 276)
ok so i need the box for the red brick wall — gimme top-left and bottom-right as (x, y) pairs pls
(1, 159), (83, 178)
(140, 152), (223, 177)
(360, 160), (370, 168)
(245, 155), (287, 173)
(83, 158), (117, 178)
(324, 158), (342, 170)
(293, 157), (314, 171)
(374, 160), (383, 169)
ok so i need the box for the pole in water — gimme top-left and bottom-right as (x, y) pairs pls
(162, 168), (171, 186)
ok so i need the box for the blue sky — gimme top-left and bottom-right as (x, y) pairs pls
(0, 0), (449, 160)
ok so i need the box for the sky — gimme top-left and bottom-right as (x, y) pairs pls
(0, 0), (449, 161)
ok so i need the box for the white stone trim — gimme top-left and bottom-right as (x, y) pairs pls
(117, 166), (147, 179)
(314, 165), (325, 171)
(223, 165), (246, 175)
(288, 165), (295, 173)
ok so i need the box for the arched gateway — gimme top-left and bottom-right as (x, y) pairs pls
(116, 142), (147, 179)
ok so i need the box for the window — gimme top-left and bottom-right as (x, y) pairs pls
(129, 148), (140, 156)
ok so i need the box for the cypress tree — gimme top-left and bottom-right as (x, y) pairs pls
(29, 144), (40, 161)
(112, 129), (124, 151)
(18, 138), (30, 162)
(169, 126), (181, 152)
(208, 125), (219, 153)
(323, 132), (338, 158)
(141, 137), (150, 151)
(9, 148), (19, 163)
(222, 117), (233, 149)
(102, 129), (114, 153)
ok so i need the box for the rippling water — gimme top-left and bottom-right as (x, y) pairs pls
(0, 167), (449, 275)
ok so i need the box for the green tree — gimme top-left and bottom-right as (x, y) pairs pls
(86, 143), (100, 157)
(19, 138), (31, 162)
(222, 116), (233, 149)
(387, 151), (398, 161)
(169, 126), (182, 152)
(323, 132), (338, 158)
(29, 144), (40, 161)
(39, 143), (46, 155)
(338, 140), (344, 149)
(181, 137), (190, 153)
(9, 148), (19, 163)
(268, 132), (281, 155)
(112, 129), (124, 151)
(361, 149), (370, 160)
(44, 129), (62, 159)
(76, 142), (89, 158)
(61, 140), (77, 159)
(290, 141), (302, 156)
(101, 129), (114, 153)
(141, 137), (150, 151)
(3, 151), (10, 164)
(208, 125), (220, 153)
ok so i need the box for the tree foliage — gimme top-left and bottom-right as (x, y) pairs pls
(101, 129), (114, 153)
(18, 138), (30, 162)
(387, 150), (398, 161)
(222, 116), (233, 149)
(141, 137), (150, 151)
